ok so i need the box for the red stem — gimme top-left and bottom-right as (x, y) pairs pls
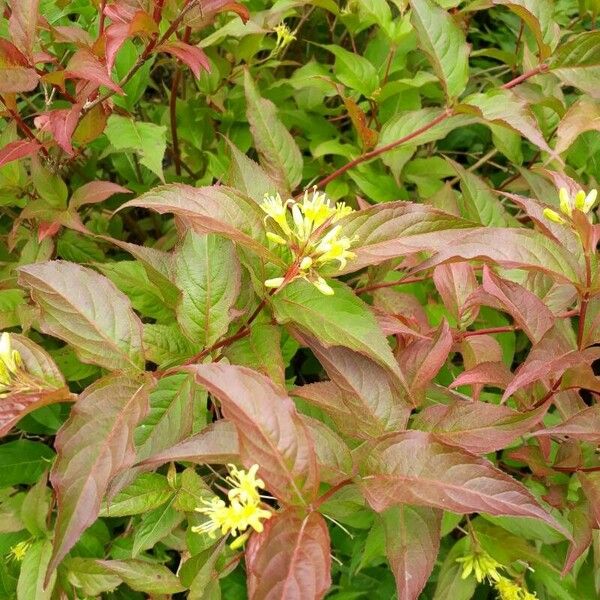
(502, 63), (548, 89)
(310, 107), (454, 191)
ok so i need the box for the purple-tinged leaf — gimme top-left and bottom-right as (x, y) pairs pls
(503, 334), (600, 401)
(416, 228), (584, 284)
(533, 405), (600, 443)
(8, 0), (39, 58)
(157, 41), (210, 78)
(0, 139), (40, 168)
(187, 363), (319, 505)
(397, 321), (453, 404)
(119, 184), (274, 261)
(359, 430), (569, 537)
(451, 361), (513, 390)
(65, 49), (123, 94)
(482, 266), (555, 342)
(383, 505), (441, 600)
(138, 420), (239, 469)
(291, 328), (411, 437)
(70, 181), (130, 209)
(412, 401), (549, 454)
(301, 415), (353, 485)
(433, 262), (479, 327)
(18, 261), (145, 373)
(334, 202), (474, 274)
(246, 511), (331, 600)
(47, 375), (151, 578)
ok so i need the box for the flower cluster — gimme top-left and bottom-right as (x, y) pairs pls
(457, 550), (536, 600)
(8, 540), (31, 562)
(543, 187), (597, 225)
(261, 189), (357, 295)
(0, 332), (25, 398)
(273, 22), (296, 53)
(192, 464), (272, 549)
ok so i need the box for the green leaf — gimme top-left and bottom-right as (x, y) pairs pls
(18, 261), (145, 373)
(175, 232), (241, 346)
(57, 230), (105, 263)
(99, 473), (173, 517)
(143, 324), (199, 368)
(460, 89), (554, 155)
(244, 70), (303, 192)
(95, 560), (185, 594)
(224, 139), (278, 202)
(31, 156), (68, 209)
(131, 499), (182, 557)
(105, 115), (167, 181)
(492, 0), (559, 60)
(0, 440), (55, 488)
(17, 540), (56, 600)
(135, 373), (207, 460)
(65, 557), (122, 597)
(447, 158), (516, 226)
(20, 472), (50, 536)
(272, 279), (403, 382)
(410, 0), (470, 98)
(550, 31), (600, 99)
(376, 109), (475, 175)
(96, 260), (174, 322)
(223, 322), (285, 387)
(322, 44), (379, 98)
(48, 375), (151, 577)
(555, 97), (600, 154)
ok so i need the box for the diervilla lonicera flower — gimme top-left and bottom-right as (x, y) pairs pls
(457, 550), (537, 599)
(192, 464), (272, 549)
(0, 332), (27, 398)
(543, 187), (598, 225)
(261, 188), (357, 295)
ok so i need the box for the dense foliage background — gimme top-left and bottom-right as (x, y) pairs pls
(0, 0), (599, 598)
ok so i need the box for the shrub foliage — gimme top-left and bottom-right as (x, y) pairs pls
(0, 0), (599, 598)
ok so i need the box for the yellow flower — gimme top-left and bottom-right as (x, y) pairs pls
(494, 576), (537, 600)
(557, 187), (597, 216)
(457, 551), (503, 583)
(273, 22), (296, 52)
(0, 332), (24, 396)
(226, 463), (264, 504)
(260, 189), (357, 295)
(262, 193), (292, 236)
(314, 225), (357, 271)
(192, 464), (272, 546)
(542, 208), (565, 225)
(8, 540), (31, 562)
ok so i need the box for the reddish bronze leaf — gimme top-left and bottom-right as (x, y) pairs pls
(246, 511), (331, 600)
(0, 139), (40, 167)
(188, 363), (319, 505)
(383, 506), (441, 600)
(65, 49), (123, 94)
(533, 405), (600, 443)
(47, 375), (151, 579)
(481, 266), (555, 342)
(0, 39), (39, 92)
(291, 329), (411, 436)
(360, 430), (569, 537)
(157, 41), (210, 78)
(138, 420), (239, 469)
(412, 401), (549, 454)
